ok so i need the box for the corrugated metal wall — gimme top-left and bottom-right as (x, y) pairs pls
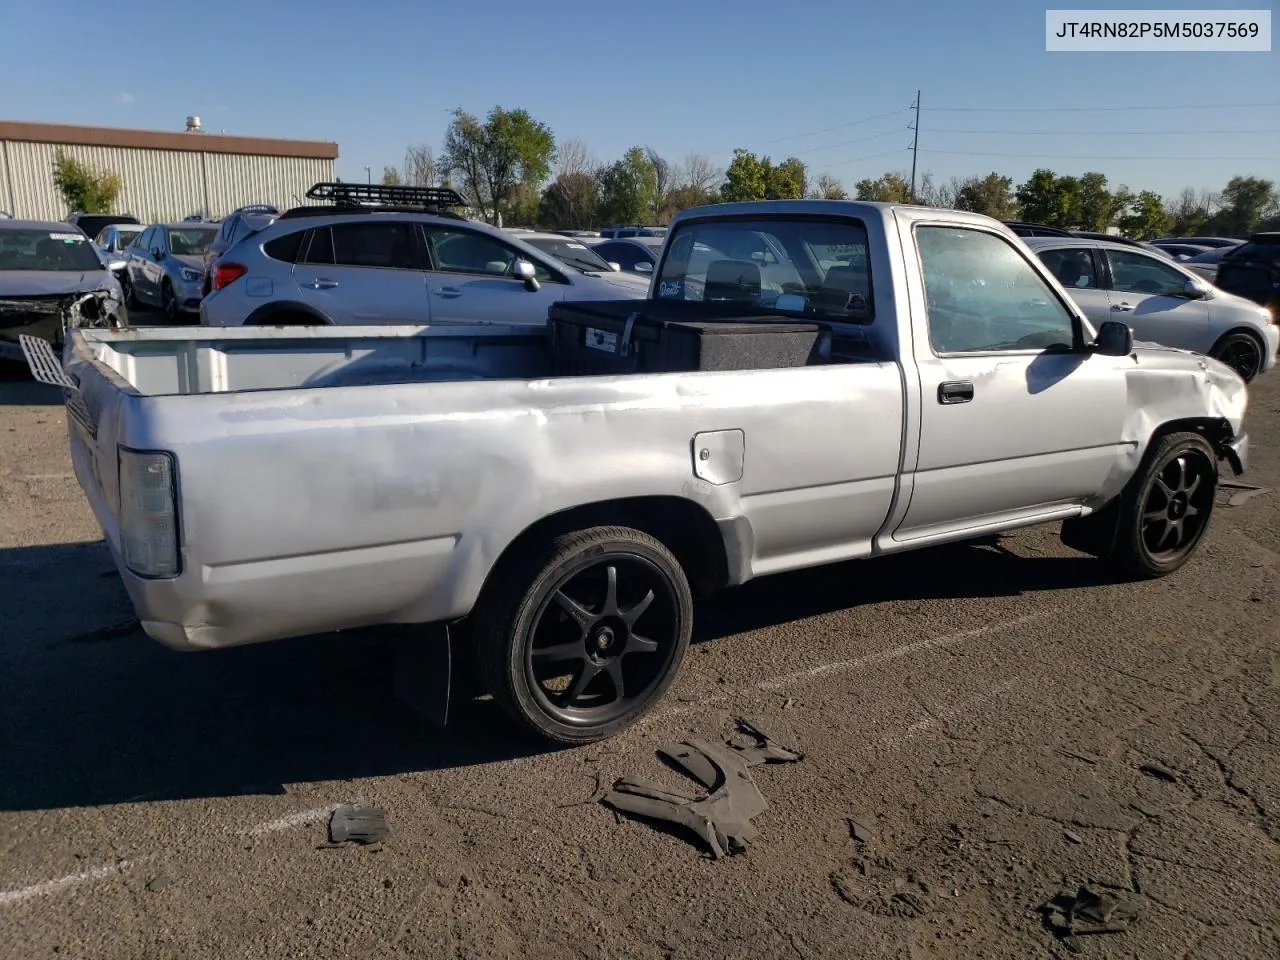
(0, 141), (334, 222)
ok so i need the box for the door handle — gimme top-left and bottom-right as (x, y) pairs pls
(1111, 302), (1133, 312)
(938, 381), (975, 404)
(434, 287), (463, 298)
(304, 278), (339, 290)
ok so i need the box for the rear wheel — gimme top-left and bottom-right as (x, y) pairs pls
(1210, 331), (1264, 383)
(1106, 432), (1218, 578)
(472, 526), (693, 744)
(160, 280), (178, 324)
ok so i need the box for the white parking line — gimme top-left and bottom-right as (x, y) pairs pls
(242, 804), (337, 837)
(0, 861), (131, 906)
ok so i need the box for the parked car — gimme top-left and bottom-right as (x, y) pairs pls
(201, 183), (646, 328)
(0, 219), (125, 364)
(201, 205), (281, 295)
(1152, 242), (1212, 262)
(1180, 246), (1235, 283)
(40, 200), (1251, 744)
(590, 237), (665, 275)
(556, 229), (602, 238)
(92, 223), (145, 284)
(505, 230), (650, 294)
(1026, 236), (1277, 382)
(66, 212), (141, 242)
(599, 225), (667, 239)
(1152, 236), (1242, 250)
(1003, 221), (1073, 238)
(124, 222), (218, 322)
(1214, 232), (1280, 312)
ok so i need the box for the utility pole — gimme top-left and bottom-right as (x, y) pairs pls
(908, 90), (921, 202)
(364, 165), (372, 185)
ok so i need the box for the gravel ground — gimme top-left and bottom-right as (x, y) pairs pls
(0, 363), (1277, 960)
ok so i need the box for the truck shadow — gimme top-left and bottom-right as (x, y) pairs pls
(0, 534), (1108, 812)
(0, 366), (62, 405)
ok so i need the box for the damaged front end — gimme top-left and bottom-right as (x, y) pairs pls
(0, 290), (122, 362)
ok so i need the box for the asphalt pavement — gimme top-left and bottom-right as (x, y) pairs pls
(1, 362), (1277, 960)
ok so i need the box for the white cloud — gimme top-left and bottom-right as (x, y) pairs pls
(115, 92), (135, 105)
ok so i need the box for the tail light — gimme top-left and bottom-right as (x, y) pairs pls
(214, 262), (248, 290)
(118, 447), (180, 578)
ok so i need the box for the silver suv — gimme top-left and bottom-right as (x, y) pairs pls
(200, 183), (645, 327)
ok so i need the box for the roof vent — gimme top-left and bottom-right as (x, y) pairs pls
(185, 116), (202, 132)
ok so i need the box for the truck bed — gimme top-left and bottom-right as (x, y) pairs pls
(78, 324), (554, 396)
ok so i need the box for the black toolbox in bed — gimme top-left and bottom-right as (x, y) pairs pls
(548, 299), (831, 376)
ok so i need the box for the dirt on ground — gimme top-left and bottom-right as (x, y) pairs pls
(1, 364), (1277, 960)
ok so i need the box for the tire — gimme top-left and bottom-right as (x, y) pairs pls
(1210, 331), (1264, 383)
(1106, 431), (1218, 579)
(122, 274), (136, 310)
(160, 280), (178, 324)
(471, 525), (693, 744)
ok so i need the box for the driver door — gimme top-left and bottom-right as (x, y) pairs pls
(1102, 248), (1211, 351)
(893, 220), (1129, 543)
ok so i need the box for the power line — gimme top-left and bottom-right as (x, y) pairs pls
(926, 101), (1280, 113)
(809, 147), (912, 173)
(920, 148), (1276, 161)
(925, 127), (1263, 136)
(742, 107), (912, 150)
(789, 127), (910, 157)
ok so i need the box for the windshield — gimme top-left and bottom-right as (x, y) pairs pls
(655, 217), (873, 322)
(523, 237), (613, 273)
(0, 228), (105, 272)
(167, 227), (217, 256)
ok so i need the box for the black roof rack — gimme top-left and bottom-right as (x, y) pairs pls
(280, 182), (469, 221)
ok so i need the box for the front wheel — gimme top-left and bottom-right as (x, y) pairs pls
(160, 280), (179, 324)
(1106, 432), (1218, 578)
(1211, 331), (1264, 383)
(472, 526), (693, 744)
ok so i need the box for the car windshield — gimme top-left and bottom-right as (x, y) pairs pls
(655, 217), (873, 322)
(167, 227), (216, 256)
(1186, 248), (1228, 263)
(0, 228), (105, 272)
(1229, 237), (1280, 259)
(522, 237), (613, 272)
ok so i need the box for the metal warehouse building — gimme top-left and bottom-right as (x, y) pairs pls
(0, 118), (338, 223)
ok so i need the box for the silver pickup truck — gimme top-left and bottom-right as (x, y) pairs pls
(28, 200), (1251, 745)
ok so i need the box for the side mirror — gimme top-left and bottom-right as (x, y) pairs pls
(1181, 278), (1209, 300)
(512, 259), (539, 291)
(634, 261), (654, 273)
(607, 261), (621, 272)
(1092, 320), (1133, 357)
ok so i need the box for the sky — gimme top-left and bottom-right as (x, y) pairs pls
(1, 0), (1276, 199)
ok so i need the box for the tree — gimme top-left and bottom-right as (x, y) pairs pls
(554, 137), (595, 178)
(1117, 191), (1169, 240)
(598, 146), (658, 225)
(540, 171), (599, 229)
(915, 172), (959, 209)
(380, 167), (402, 186)
(401, 144), (436, 187)
(440, 106), (556, 224)
(1167, 186), (1215, 236)
(52, 150), (122, 214)
(1076, 171), (1114, 232)
(954, 173), (1016, 219)
(1205, 176), (1277, 237)
(1016, 169), (1076, 226)
(854, 172), (911, 203)
(644, 147), (673, 221)
(681, 153), (720, 195)
(813, 174), (848, 200)
(767, 157), (807, 200)
(720, 149), (770, 203)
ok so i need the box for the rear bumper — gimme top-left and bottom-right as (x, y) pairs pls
(1221, 430), (1249, 476)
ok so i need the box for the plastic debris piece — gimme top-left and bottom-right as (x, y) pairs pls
(1041, 885), (1139, 942)
(1227, 485), (1271, 507)
(729, 718), (804, 765)
(327, 804), (389, 845)
(848, 816), (876, 844)
(1064, 830), (1084, 844)
(1139, 761), (1178, 783)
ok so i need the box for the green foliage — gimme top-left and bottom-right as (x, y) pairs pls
(854, 173), (911, 203)
(1204, 176), (1277, 237)
(52, 150), (122, 214)
(767, 158), (806, 200)
(813, 174), (847, 200)
(721, 149), (769, 202)
(1116, 191), (1170, 240)
(1076, 172), (1115, 232)
(1015, 169), (1075, 226)
(599, 146), (659, 224)
(953, 173), (1016, 219)
(440, 106), (556, 224)
(540, 172), (600, 230)
(380, 167), (402, 186)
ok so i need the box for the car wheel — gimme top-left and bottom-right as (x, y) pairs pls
(1106, 432), (1218, 579)
(160, 280), (178, 323)
(122, 274), (136, 310)
(472, 525), (693, 744)
(1210, 331), (1264, 383)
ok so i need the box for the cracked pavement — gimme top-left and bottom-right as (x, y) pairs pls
(1, 368), (1277, 959)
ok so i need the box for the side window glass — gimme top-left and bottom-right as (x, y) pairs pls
(916, 226), (1076, 354)
(302, 227), (335, 265)
(1037, 248), (1098, 289)
(329, 222), (416, 269)
(264, 231), (304, 264)
(427, 229), (552, 281)
(1108, 250), (1187, 297)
